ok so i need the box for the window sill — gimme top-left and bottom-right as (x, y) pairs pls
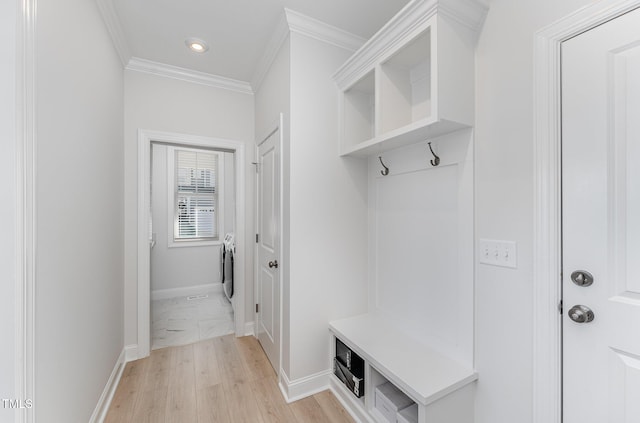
(168, 239), (222, 248)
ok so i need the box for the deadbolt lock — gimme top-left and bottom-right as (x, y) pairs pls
(568, 305), (595, 323)
(570, 270), (594, 287)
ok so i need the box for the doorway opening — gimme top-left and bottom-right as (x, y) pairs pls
(137, 130), (246, 358)
(149, 143), (236, 350)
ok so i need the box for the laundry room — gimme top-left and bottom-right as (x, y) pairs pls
(121, 67), (255, 355)
(149, 142), (236, 349)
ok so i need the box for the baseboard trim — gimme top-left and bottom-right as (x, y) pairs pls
(278, 369), (331, 403)
(88, 347), (126, 423)
(124, 344), (139, 362)
(243, 321), (255, 336)
(151, 282), (222, 301)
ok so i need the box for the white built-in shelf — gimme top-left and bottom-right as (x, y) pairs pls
(330, 314), (477, 407)
(330, 1), (485, 421)
(340, 117), (469, 157)
(378, 28), (432, 135)
(343, 71), (375, 148)
(334, 0), (486, 157)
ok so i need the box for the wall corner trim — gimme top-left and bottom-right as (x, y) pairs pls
(95, 0), (132, 67)
(244, 321), (256, 336)
(250, 9), (366, 93)
(88, 348), (126, 423)
(532, 1), (640, 423)
(124, 344), (139, 362)
(439, 0), (489, 32)
(16, 0), (37, 421)
(278, 369), (331, 403)
(251, 13), (289, 92)
(126, 57), (254, 95)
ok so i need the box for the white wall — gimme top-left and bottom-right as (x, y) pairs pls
(255, 28), (369, 385)
(0, 1), (16, 421)
(254, 33), (291, 374)
(474, 0), (592, 421)
(287, 32), (369, 381)
(150, 144), (235, 293)
(255, 37), (291, 141)
(34, 0), (124, 420)
(124, 70), (254, 346)
(369, 130), (474, 365)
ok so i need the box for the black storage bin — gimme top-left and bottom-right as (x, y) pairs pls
(334, 338), (365, 397)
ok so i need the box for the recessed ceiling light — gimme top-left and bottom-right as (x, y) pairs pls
(185, 38), (209, 53)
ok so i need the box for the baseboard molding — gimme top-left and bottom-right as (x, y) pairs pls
(243, 321), (255, 336)
(151, 282), (222, 301)
(124, 344), (139, 362)
(88, 347), (126, 423)
(278, 369), (331, 403)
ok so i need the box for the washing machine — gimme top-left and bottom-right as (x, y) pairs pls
(221, 233), (235, 302)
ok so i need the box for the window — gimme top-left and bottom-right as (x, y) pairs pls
(168, 147), (224, 246)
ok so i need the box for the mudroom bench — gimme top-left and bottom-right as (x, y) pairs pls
(329, 314), (477, 423)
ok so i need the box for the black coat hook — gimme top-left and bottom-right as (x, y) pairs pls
(378, 156), (389, 176)
(428, 142), (440, 167)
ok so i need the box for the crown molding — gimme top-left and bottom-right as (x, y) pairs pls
(284, 9), (366, 52)
(439, 0), (488, 32)
(95, 0), (132, 67)
(126, 58), (254, 95)
(251, 9), (366, 92)
(333, 0), (488, 90)
(251, 13), (290, 91)
(333, 0), (436, 89)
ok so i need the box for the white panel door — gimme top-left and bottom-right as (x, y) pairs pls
(256, 126), (281, 373)
(562, 7), (640, 422)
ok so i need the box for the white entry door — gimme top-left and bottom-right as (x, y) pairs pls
(562, 7), (640, 422)
(256, 122), (281, 373)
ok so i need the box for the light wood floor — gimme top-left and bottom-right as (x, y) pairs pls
(105, 335), (355, 423)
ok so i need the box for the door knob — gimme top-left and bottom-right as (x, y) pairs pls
(268, 260), (278, 269)
(568, 305), (595, 323)
(570, 270), (594, 287)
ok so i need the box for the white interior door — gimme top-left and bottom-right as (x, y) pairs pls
(256, 124), (281, 373)
(562, 7), (640, 422)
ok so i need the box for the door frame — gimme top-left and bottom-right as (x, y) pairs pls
(137, 129), (246, 358)
(533, 1), (640, 422)
(16, 0), (37, 421)
(254, 113), (284, 378)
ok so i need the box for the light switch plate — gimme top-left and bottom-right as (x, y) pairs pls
(479, 239), (517, 268)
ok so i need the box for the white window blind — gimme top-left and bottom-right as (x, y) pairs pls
(175, 149), (218, 240)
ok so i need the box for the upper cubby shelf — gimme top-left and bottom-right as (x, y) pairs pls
(343, 71), (375, 148)
(334, 0), (488, 157)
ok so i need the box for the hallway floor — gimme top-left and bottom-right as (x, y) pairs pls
(105, 335), (354, 423)
(151, 288), (234, 350)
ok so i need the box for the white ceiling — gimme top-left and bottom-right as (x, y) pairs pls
(112, 0), (411, 84)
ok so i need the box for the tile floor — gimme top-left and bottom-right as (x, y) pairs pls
(151, 288), (234, 350)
